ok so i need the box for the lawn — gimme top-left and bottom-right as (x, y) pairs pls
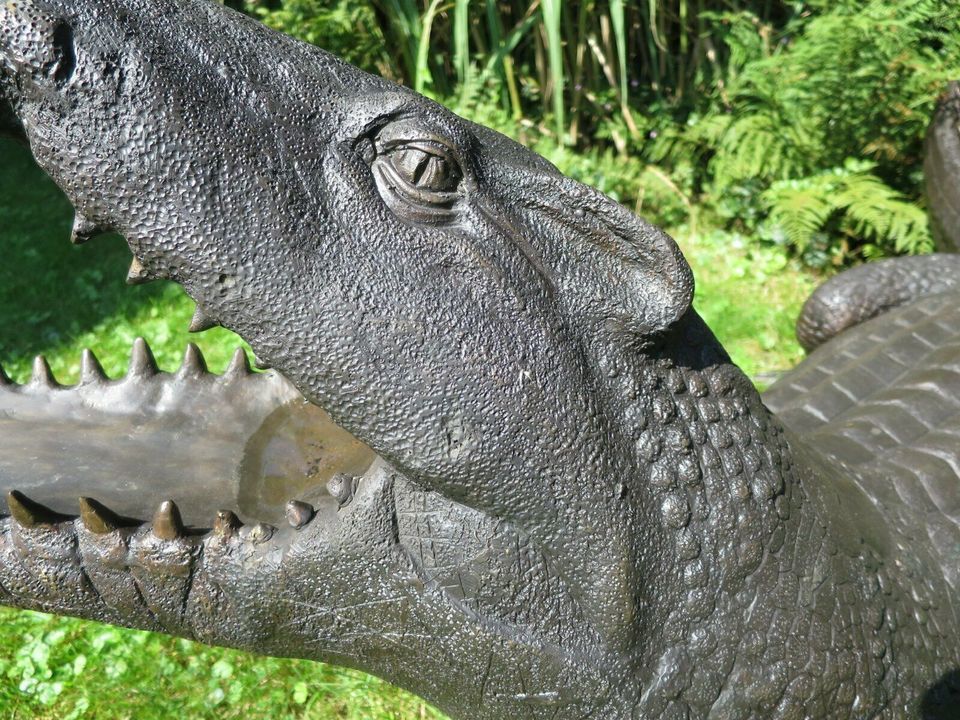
(0, 131), (815, 719)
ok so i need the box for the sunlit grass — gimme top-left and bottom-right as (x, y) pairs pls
(679, 228), (815, 387)
(0, 609), (444, 720)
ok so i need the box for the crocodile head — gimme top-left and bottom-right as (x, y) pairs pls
(0, 2), (822, 718)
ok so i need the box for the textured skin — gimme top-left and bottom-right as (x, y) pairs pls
(768, 291), (960, 584)
(1, 1), (960, 718)
(926, 81), (960, 253)
(795, 254), (960, 352)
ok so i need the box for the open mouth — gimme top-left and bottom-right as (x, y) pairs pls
(0, 220), (379, 536)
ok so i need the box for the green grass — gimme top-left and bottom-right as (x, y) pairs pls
(678, 229), (814, 385)
(0, 610), (443, 720)
(0, 128), (814, 717)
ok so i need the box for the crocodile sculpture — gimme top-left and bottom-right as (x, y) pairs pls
(1, 1), (959, 718)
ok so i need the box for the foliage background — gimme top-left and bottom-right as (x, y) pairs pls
(239, 0), (959, 266)
(1, 0), (958, 717)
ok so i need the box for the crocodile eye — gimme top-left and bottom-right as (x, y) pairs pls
(368, 122), (464, 223)
(387, 144), (461, 195)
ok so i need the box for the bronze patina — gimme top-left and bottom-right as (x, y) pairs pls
(1, 2), (959, 717)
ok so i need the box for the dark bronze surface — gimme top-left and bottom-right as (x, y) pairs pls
(927, 81), (960, 254)
(1, 2), (959, 718)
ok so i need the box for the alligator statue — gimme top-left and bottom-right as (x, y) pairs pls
(1, 1), (959, 718)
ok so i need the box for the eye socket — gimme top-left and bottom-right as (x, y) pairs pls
(366, 120), (465, 223)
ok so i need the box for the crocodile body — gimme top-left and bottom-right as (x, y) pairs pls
(926, 81), (960, 254)
(0, 2), (959, 718)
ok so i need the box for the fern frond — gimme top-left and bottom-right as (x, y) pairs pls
(761, 176), (838, 250)
(834, 174), (931, 254)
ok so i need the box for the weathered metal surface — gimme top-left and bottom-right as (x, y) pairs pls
(1, 2), (959, 718)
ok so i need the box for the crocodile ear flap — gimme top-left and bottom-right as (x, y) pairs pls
(523, 178), (695, 338)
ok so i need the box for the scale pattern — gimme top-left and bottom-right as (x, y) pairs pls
(765, 290), (960, 591)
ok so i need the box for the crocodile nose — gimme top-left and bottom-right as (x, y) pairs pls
(0, 1), (76, 92)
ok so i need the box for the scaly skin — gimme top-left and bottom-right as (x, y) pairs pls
(926, 81), (960, 254)
(795, 254), (960, 352)
(1, 1), (958, 717)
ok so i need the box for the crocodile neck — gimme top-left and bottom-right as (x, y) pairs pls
(590, 312), (950, 717)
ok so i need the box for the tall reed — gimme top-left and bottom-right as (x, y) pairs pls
(359, 0), (792, 144)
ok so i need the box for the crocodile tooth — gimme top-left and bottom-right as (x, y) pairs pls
(213, 510), (241, 538)
(29, 356), (58, 388)
(80, 349), (108, 384)
(78, 496), (124, 534)
(126, 257), (153, 285)
(188, 305), (220, 333)
(70, 213), (107, 245)
(7, 490), (68, 528)
(285, 500), (315, 529)
(152, 500), (185, 540)
(178, 343), (208, 376)
(0, 362), (11, 386)
(223, 348), (252, 379)
(127, 338), (159, 378)
(326, 474), (359, 509)
(248, 523), (275, 545)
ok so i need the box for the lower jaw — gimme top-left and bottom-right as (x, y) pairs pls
(0, 339), (378, 529)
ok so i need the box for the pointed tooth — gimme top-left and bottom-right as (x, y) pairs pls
(152, 500), (185, 540)
(78, 496), (125, 535)
(178, 343), (208, 376)
(0, 362), (11, 386)
(126, 257), (154, 285)
(213, 510), (241, 538)
(326, 474), (359, 509)
(253, 353), (271, 370)
(224, 348), (251, 379)
(70, 213), (107, 245)
(80, 349), (108, 384)
(248, 523), (275, 545)
(29, 356), (58, 388)
(285, 500), (315, 529)
(127, 338), (159, 378)
(188, 305), (220, 334)
(6, 490), (68, 528)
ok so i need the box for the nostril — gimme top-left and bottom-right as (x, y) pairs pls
(50, 21), (75, 86)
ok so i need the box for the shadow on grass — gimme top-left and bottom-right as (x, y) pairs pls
(0, 138), (169, 373)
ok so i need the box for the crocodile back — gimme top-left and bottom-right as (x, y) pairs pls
(764, 290), (960, 590)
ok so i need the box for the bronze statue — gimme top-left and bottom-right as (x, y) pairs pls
(1, 1), (958, 717)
